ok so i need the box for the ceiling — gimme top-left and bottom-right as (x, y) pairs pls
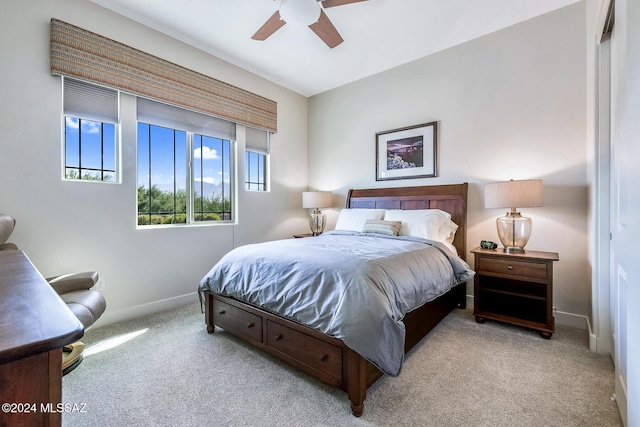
(89, 0), (580, 97)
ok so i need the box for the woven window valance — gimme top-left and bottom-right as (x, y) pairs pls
(50, 19), (277, 133)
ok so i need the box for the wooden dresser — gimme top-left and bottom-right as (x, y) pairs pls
(0, 250), (84, 426)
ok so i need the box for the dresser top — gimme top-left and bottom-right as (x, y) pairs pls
(0, 250), (84, 364)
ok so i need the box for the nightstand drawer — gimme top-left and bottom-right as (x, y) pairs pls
(478, 258), (547, 280)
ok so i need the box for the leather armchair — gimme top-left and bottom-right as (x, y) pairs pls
(0, 213), (106, 373)
(48, 272), (106, 330)
(0, 215), (17, 252)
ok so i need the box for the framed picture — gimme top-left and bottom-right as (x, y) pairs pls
(376, 121), (438, 181)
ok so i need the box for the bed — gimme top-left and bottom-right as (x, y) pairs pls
(199, 183), (471, 416)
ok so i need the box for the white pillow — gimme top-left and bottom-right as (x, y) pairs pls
(334, 208), (385, 232)
(383, 209), (457, 242)
(440, 219), (459, 244)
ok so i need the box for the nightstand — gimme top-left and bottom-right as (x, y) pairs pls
(471, 247), (559, 338)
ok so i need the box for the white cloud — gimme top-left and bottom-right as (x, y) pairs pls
(195, 177), (217, 185)
(65, 117), (100, 134)
(194, 146), (219, 159)
(82, 121), (101, 134)
(65, 117), (79, 129)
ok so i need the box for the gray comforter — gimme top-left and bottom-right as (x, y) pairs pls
(198, 231), (474, 376)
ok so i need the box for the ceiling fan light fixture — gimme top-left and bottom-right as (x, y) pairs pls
(279, 0), (321, 26)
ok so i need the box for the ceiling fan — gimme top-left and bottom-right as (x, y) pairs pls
(251, 0), (370, 49)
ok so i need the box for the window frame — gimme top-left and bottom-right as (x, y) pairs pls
(245, 150), (268, 192)
(61, 78), (120, 183)
(63, 116), (118, 182)
(136, 118), (236, 228)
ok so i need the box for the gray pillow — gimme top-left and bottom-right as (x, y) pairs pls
(361, 219), (402, 237)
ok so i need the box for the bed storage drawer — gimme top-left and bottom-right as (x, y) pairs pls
(213, 298), (262, 343)
(266, 320), (342, 380)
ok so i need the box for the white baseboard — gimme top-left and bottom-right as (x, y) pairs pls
(585, 315), (599, 352)
(91, 292), (200, 329)
(554, 310), (589, 330)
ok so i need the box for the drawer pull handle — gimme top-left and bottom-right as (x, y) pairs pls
(320, 354), (329, 362)
(274, 334), (283, 341)
(218, 310), (226, 315)
(507, 265), (513, 270)
(247, 322), (255, 328)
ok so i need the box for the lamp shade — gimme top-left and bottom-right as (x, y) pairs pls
(302, 191), (332, 209)
(484, 179), (543, 209)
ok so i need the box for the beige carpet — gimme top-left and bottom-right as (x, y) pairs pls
(62, 303), (622, 426)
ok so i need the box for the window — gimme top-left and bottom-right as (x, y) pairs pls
(63, 78), (119, 182)
(245, 127), (270, 192)
(193, 135), (232, 221)
(137, 124), (187, 225)
(65, 118), (116, 181)
(136, 98), (235, 226)
(245, 151), (266, 191)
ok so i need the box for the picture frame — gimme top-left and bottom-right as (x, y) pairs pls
(376, 121), (438, 181)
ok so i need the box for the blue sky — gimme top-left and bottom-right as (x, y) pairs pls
(137, 124), (229, 191)
(65, 117), (115, 173)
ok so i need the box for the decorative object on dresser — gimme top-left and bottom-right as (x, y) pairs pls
(471, 247), (559, 338)
(376, 122), (438, 181)
(484, 179), (543, 254)
(200, 183), (471, 417)
(302, 190), (333, 236)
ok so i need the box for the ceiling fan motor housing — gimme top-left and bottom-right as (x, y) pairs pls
(279, 0), (321, 26)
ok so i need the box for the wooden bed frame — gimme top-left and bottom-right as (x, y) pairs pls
(204, 183), (469, 416)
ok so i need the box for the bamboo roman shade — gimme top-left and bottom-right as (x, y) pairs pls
(50, 19), (277, 133)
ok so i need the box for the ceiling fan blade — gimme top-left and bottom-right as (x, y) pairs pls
(251, 11), (286, 41)
(321, 0), (369, 8)
(309, 9), (344, 48)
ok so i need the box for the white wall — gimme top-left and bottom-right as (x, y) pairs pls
(0, 0), (309, 326)
(308, 3), (589, 325)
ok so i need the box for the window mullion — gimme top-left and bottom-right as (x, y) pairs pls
(186, 132), (194, 224)
(100, 122), (104, 181)
(199, 137), (204, 219)
(173, 130), (177, 223)
(221, 140), (226, 218)
(147, 124), (152, 223)
(78, 118), (83, 178)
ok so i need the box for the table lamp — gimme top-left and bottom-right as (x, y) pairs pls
(302, 191), (332, 236)
(484, 179), (543, 254)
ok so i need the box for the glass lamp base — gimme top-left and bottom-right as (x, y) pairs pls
(309, 211), (326, 236)
(496, 211), (532, 253)
(503, 246), (526, 254)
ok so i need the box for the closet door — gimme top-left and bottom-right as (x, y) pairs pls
(607, 0), (640, 424)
